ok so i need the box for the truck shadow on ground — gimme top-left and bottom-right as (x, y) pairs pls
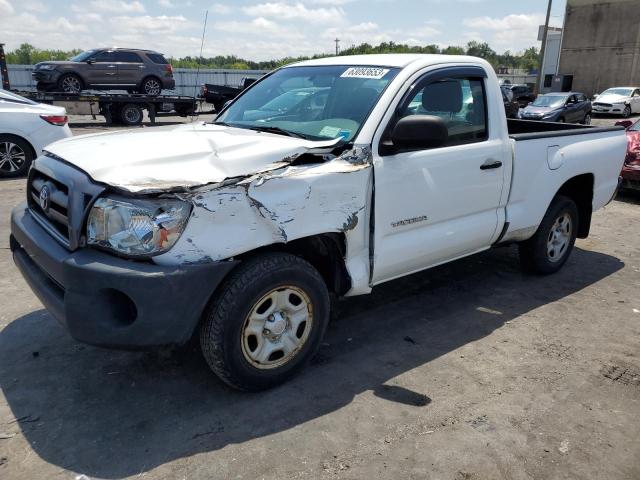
(0, 245), (623, 478)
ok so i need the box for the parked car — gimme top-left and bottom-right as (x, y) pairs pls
(502, 90), (520, 118)
(593, 87), (640, 117)
(0, 89), (71, 177)
(201, 77), (259, 112)
(614, 119), (640, 191)
(520, 92), (592, 124)
(11, 55), (626, 391)
(501, 84), (536, 107)
(32, 48), (175, 95)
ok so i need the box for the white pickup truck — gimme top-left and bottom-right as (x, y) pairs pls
(11, 54), (626, 390)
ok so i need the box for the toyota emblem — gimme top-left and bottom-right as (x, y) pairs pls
(39, 185), (50, 212)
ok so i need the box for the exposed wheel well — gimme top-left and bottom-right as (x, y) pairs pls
(236, 233), (352, 296)
(555, 173), (594, 238)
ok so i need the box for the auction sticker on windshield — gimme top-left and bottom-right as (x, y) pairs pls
(341, 67), (390, 79)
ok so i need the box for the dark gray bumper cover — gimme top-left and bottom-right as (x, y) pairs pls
(11, 202), (238, 349)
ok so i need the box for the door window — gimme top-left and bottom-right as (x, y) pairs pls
(114, 51), (143, 63)
(93, 51), (116, 62)
(398, 77), (488, 147)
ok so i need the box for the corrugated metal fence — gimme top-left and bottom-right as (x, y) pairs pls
(7, 65), (268, 96)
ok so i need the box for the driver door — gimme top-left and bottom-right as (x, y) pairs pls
(371, 68), (507, 284)
(85, 50), (119, 87)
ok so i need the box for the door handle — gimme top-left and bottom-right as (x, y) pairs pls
(107, 65), (116, 68)
(480, 159), (502, 170)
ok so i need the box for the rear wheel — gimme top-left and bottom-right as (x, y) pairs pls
(200, 253), (330, 391)
(0, 135), (34, 178)
(140, 77), (161, 96)
(119, 103), (144, 125)
(519, 196), (578, 275)
(583, 113), (591, 125)
(57, 73), (83, 94)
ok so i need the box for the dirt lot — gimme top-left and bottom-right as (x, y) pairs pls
(0, 115), (639, 480)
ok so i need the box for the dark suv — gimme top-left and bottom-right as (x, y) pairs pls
(32, 48), (175, 95)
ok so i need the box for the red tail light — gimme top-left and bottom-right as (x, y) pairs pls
(165, 64), (173, 75)
(40, 114), (68, 126)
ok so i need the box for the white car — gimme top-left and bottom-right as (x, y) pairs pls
(11, 54), (627, 390)
(0, 90), (72, 177)
(592, 87), (640, 117)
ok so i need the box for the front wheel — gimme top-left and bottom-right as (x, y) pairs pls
(623, 105), (631, 118)
(519, 196), (578, 275)
(57, 73), (83, 94)
(200, 253), (330, 391)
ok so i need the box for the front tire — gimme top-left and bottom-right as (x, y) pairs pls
(519, 196), (578, 275)
(200, 253), (330, 391)
(623, 105), (631, 118)
(57, 73), (83, 94)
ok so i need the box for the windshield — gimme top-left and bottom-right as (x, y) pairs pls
(0, 89), (38, 105)
(629, 119), (640, 132)
(70, 50), (98, 62)
(216, 65), (400, 141)
(601, 88), (633, 97)
(531, 95), (567, 108)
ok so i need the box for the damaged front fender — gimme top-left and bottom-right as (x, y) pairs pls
(154, 149), (373, 295)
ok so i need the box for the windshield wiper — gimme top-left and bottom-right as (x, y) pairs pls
(247, 125), (308, 139)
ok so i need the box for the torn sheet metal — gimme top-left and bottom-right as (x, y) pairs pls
(45, 122), (342, 193)
(154, 156), (373, 295)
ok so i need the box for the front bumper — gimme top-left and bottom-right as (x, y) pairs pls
(592, 105), (625, 115)
(11, 202), (238, 349)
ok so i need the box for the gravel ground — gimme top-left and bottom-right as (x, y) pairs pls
(0, 114), (638, 480)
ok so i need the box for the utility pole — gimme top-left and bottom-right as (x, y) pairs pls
(334, 38), (340, 56)
(535, 0), (552, 95)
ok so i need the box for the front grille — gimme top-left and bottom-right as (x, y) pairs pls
(593, 102), (612, 107)
(26, 155), (106, 251)
(28, 170), (70, 243)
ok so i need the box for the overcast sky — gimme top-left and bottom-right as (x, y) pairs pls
(0, 0), (567, 61)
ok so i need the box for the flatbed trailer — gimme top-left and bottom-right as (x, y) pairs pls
(11, 90), (200, 126)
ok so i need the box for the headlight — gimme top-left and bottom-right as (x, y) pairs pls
(87, 196), (191, 257)
(38, 65), (55, 70)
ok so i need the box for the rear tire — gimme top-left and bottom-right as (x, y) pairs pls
(140, 77), (162, 96)
(119, 103), (144, 125)
(200, 253), (330, 391)
(583, 113), (591, 125)
(0, 135), (35, 178)
(519, 195), (578, 275)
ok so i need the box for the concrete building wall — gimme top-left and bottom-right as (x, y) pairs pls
(559, 0), (640, 96)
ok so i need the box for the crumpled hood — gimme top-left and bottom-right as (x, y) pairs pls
(595, 93), (629, 104)
(45, 123), (341, 193)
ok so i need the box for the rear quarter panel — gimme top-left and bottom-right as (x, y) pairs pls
(503, 130), (627, 242)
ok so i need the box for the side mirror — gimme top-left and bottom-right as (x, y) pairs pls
(390, 115), (448, 151)
(615, 120), (633, 129)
